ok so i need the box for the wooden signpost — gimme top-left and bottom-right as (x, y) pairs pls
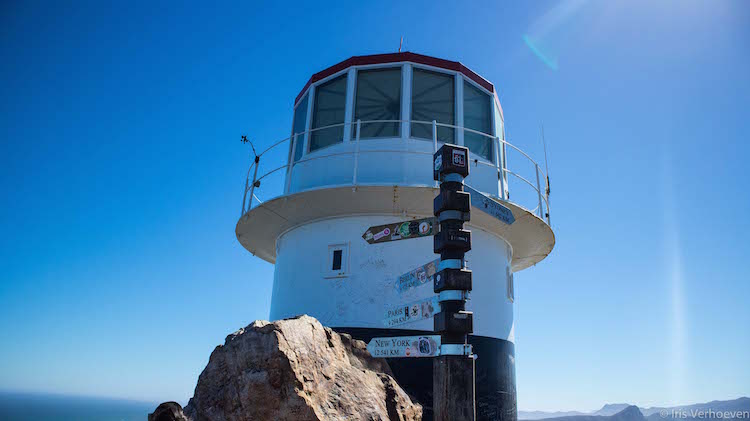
(362, 146), (480, 420)
(432, 144), (476, 421)
(362, 217), (437, 244)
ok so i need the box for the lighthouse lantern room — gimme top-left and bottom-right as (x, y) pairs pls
(236, 52), (555, 421)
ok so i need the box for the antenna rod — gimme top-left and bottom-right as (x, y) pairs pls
(540, 124), (551, 224)
(540, 125), (550, 195)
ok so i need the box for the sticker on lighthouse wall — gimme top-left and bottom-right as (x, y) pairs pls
(367, 335), (441, 358)
(362, 218), (437, 245)
(394, 258), (440, 293)
(382, 296), (438, 327)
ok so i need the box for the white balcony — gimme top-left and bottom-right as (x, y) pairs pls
(240, 119), (551, 227)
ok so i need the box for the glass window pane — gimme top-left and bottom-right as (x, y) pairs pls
(463, 81), (493, 161)
(310, 74), (347, 151)
(353, 68), (401, 139)
(411, 69), (454, 143)
(291, 93), (308, 161)
(332, 249), (343, 270)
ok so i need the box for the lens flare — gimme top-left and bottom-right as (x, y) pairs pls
(661, 149), (687, 405)
(523, 35), (559, 71)
(523, 0), (589, 70)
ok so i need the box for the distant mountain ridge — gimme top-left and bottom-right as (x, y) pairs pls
(641, 398), (750, 417)
(520, 397), (750, 421)
(524, 405), (645, 421)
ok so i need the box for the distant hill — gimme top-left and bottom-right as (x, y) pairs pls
(525, 405), (644, 421)
(596, 404), (636, 416)
(520, 398), (749, 421)
(521, 410), (590, 420)
(644, 398), (750, 420)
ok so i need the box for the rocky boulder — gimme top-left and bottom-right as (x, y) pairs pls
(149, 402), (189, 421)
(154, 315), (421, 421)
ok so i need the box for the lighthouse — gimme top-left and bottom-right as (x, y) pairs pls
(236, 52), (554, 421)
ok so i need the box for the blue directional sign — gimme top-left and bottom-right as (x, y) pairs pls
(394, 258), (440, 294)
(382, 296), (439, 327)
(367, 335), (441, 358)
(465, 186), (515, 225)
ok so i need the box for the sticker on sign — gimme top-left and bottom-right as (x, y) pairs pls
(452, 149), (466, 167)
(373, 227), (390, 241)
(367, 335), (441, 358)
(382, 296), (438, 327)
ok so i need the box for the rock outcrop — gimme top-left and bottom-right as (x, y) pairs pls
(149, 402), (189, 421)
(154, 315), (421, 421)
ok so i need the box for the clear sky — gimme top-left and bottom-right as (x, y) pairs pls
(1, 0), (748, 412)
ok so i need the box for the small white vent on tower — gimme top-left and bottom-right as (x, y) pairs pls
(506, 267), (514, 303)
(326, 243), (349, 278)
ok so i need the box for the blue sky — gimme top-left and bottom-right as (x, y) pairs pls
(1, 0), (748, 412)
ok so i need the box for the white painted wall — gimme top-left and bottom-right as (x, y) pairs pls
(270, 215), (514, 342)
(288, 138), (501, 197)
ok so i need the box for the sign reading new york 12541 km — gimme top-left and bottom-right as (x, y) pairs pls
(362, 217), (437, 245)
(367, 335), (441, 358)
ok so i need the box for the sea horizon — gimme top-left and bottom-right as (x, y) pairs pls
(0, 390), (161, 421)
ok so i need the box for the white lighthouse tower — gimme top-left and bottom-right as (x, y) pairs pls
(236, 52), (554, 421)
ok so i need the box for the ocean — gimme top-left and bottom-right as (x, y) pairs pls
(0, 391), (159, 421)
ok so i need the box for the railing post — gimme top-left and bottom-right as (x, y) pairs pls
(285, 135), (297, 194)
(432, 120), (438, 152)
(353, 120), (361, 186)
(433, 120), (438, 187)
(545, 176), (551, 226)
(241, 171), (250, 217)
(496, 136), (505, 201)
(248, 156), (260, 211)
(535, 164), (543, 219)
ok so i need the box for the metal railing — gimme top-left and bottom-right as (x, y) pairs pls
(240, 119), (551, 226)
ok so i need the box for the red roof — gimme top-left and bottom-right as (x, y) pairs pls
(295, 52), (496, 105)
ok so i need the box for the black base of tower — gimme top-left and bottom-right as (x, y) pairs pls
(334, 327), (517, 421)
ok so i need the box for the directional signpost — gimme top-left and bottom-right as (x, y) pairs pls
(362, 145), (479, 420)
(432, 144), (476, 421)
(362, 217), (437, 244)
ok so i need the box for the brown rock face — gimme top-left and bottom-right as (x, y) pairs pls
(176, 315), (422, 421)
